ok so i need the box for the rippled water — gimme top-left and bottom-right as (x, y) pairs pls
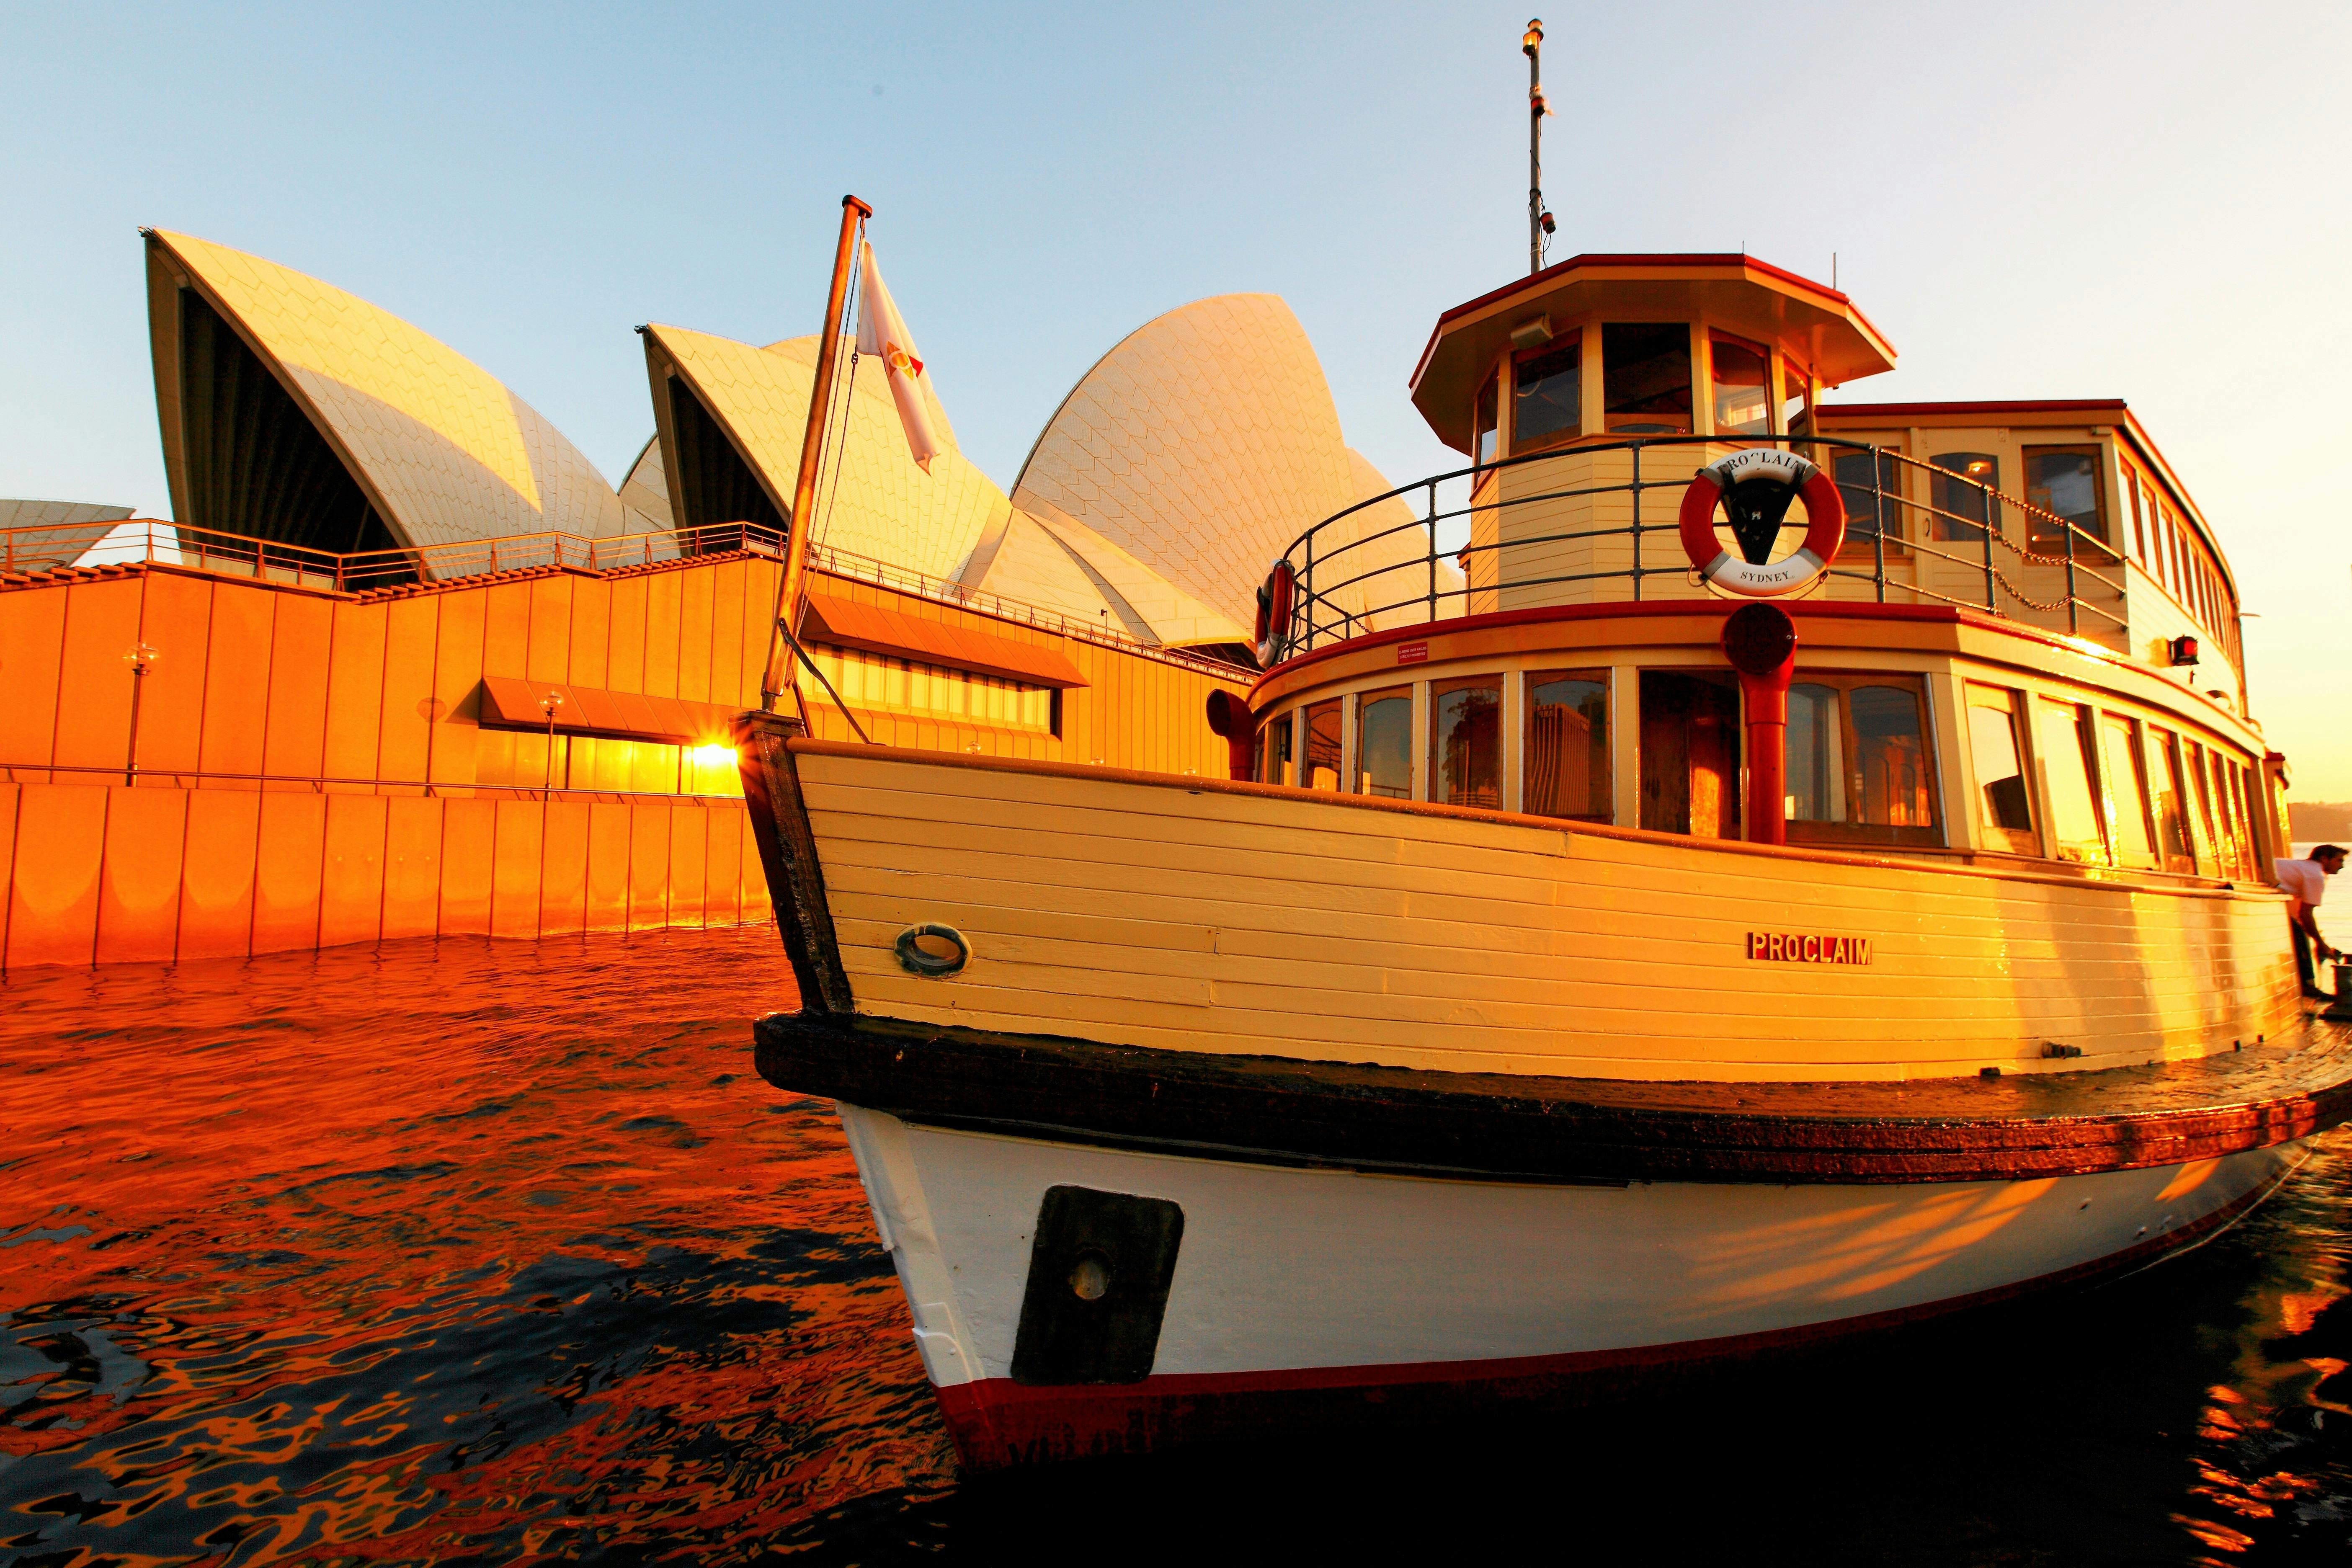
(5, 928), (2352, 1564)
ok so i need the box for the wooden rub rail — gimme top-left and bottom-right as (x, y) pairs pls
(753, 1010), (2352, 1186)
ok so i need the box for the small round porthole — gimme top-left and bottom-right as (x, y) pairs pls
(894, 923), (971, 977)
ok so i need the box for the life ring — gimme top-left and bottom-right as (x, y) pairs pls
(1254, 560), (1296, 666)
(1676, 449), (1846, 598)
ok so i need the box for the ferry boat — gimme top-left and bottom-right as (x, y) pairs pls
(736, 196), (2352, 1466)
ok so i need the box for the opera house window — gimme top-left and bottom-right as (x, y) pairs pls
(1784, 676), (1939, 845)
(1474, 374), (1500, 467)
(1833, 450), (1904, 553)
(1260, 711), (1295, 786)
(1965, 684), (2037, 854)
(1709, 335), (1771, 437)
(1602, 324), (1693, 434)
(1524, 670), (1609, 823)
(1430, 676), (1501, 809)
(2024, 446), (2107, 556)
(1357, 687), (1413, 799)
(1511, 340), (1580, 453)
(1929, 453), (1999, 544)
(1305, 699), (1342, 790)
(2095, 712), (2159, 870)
(2039, 697), (2108, 864)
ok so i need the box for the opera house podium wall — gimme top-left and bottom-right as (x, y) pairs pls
(0, 523), (1245, 969)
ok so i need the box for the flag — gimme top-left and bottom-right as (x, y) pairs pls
(855, 241), (944, 473)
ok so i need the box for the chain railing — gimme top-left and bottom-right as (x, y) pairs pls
(1273, 435), (2137, 661)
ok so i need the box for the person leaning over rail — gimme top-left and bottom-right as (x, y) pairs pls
(2275, 844), (2346, 999)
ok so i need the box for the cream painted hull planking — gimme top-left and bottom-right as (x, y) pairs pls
(740, 242), (2352, 1468)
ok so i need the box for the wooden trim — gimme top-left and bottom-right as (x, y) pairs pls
(784, 735), (2282, 905)
(754, 1011), (2352, 1186)
(731, 709), (854, 1014)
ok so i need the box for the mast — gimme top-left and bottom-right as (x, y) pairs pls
(1524, 18), (1546, 275)
(760, 193), (874, 712)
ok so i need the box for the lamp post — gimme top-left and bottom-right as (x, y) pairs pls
(539, 691), (563, 794)
(122, 642), (159, 785)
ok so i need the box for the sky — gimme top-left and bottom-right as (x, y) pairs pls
(5, 0), (2348, 793)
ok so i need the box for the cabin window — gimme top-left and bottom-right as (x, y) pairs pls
(1474, 371), (1501, 467)
(1261, 709), (1296, 786)
(2142, 725), (2197, 874)
(1511, 339), (1581, 454)
(1833, 449), (1905, 555)
(1430, 676), (1502, 809)
(1779, 358), (1811, 434)
(1965, 685), (2037, 854)
(2241, 762), (2270, 863)
(2210, 749), (2251, 877)
(1929, 453), (1999, 544)
(1357, 686), (1412, 799)
(1784, 675), (1940, 847)
(1639, 671), (1739, 837)
(1602, 324), (1692, 435)
(1304, 699), (1342, 790)
(2095, 712), (2159, 870)
(2024, 446), (2109, 559)
(1524, 669), (1610, 823)
(2182, 740), (2221, 874)
(2037, 697), (2108, 864)
(1709, 334), (1771, 437)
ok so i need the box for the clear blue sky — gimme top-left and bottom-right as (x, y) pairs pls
(6, 1), (2347, 793)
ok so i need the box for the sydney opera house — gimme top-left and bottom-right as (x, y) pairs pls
(0, 230), (1445, 967)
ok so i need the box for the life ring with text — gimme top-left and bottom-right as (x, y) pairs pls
(1254, 560), (1296, 666)
(1677, 449), (1846, 598)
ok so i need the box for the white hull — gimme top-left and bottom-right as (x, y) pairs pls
(836, 1101), (2301, 1465)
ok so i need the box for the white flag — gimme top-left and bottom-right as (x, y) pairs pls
(855, 241), (944, 473)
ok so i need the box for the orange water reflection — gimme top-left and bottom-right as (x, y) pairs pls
(0, 930), (952, 1565)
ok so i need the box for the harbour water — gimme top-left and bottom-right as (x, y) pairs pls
(8, 926), (2352, 1564)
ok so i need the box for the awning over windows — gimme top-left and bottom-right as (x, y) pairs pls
(478, 676), (737, 744)
(799, 592), (1088, 689)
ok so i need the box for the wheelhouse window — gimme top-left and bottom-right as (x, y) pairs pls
(1784, 674), (1940, 847)
(1965, 684), (2037, 855)
(1357, 686), (1412, 799)
(1709, 334), (1771, 437)
(1929, 453), (1999, 544)
(2094, 712), (2158, 870)
(1524, 669), (1609, 823)
(2024, 446), (2108, 558)
(1832, 449), (1905, 555)
(1431, 676), (1501, 809)
(1779, 359), (1811, 434)
(1260, 709), (1296, 786)
(1304, 699), (1342, 790)
(1511, 339), (1581, 454)
(1602, 324), (1692, 434)
(2037, 697), (2107, 864)
(1474, 371), (1500, 468)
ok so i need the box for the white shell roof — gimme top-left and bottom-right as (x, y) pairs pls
(1010, 294), (1373, 636)
(148, 230), (627, 550)
(642, 326), (1008, 586)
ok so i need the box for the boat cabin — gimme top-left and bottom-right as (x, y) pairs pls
(1251, 254), (2283, 883)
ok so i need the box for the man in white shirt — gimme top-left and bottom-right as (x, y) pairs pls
(2276, 845), (2346, 998)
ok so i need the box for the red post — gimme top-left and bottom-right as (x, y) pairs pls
(1721, 602), (1798, 847)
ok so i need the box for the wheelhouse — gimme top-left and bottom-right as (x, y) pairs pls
(1251, 254), (2283, 883)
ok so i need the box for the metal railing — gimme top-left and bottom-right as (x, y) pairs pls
(1273, 435), (2135, 661)
(0, 516), (1252, 679)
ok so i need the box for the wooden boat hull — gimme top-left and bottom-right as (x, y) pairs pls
(773, 740), (2298, 1083)
(833, 1098), (2301, 1470)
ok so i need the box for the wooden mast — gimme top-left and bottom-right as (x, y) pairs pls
(761, 193), (874, 712)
